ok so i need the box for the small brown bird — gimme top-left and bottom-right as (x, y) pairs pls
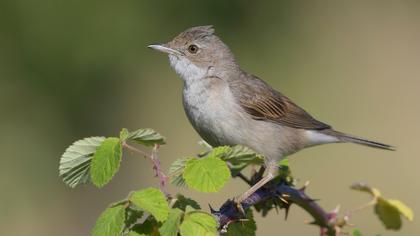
(148, 25), (393, 204)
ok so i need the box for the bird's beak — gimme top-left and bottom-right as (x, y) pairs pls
(147, 44), (180, 55)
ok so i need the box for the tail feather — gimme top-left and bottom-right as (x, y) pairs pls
(321, 129), (395, 151)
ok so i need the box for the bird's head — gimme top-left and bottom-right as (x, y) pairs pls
(148, 25), (237, 81)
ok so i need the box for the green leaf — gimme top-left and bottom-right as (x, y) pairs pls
(352, 229), (363, 236)
(126, 128), (165, 146)
(128, 219), (159, 236)
(168, 158), (191, 187)
(159, 208), (183, 236)
(92, 204), (125, 236)
(221, 145), (263, 176)
(223, 145), (259, 161)
(374, 197), (414, 230)
(90, 137), (122, 187)
(173, 194), (201, 211)
(278, 158), (289, 167)
(183, 156), (230, 193)
(124, 207), (144, 230)
(351, 183), (414, 230)
(375, 197), (402, 230)
(120, 128), (130, 141)
(130, 188), (169, 222)
(388, 199), (414, 221)
(184, 206), (196, 213)
(226, 209), (257, 236)
(59, 137), (105, 188)
(206, 146), (232, 158)
(179, 211), (217, 236)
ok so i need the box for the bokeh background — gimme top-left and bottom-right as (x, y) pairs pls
(1, 0), (419, 235)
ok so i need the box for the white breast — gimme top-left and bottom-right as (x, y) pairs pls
(182, 78), (241, 146)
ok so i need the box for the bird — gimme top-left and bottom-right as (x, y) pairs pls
(148, 25), (393, 204)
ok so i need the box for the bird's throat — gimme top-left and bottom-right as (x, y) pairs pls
(169, 55), (208, 82)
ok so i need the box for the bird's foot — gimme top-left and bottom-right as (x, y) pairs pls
(232, 196), (246, 217)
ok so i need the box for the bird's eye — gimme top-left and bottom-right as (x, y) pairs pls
(188, 44), (198, 54)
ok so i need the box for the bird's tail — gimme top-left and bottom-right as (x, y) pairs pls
(321, 129), (395, 151)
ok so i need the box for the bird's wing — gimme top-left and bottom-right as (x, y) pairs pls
(229, 74), (331, 130)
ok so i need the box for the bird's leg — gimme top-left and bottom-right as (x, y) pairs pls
(235, 170), (275, 203)
(234, 162), (278, 213)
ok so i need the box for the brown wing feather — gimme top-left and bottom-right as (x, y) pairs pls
(230, 74), (331, 130)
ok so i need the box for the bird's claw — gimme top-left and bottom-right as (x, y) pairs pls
(233, 197), (246, 217)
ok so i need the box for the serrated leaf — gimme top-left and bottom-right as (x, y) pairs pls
(375, 197), (402, 230)
(183, 156), (230, 193)
(351, 182), (381, 198)
(184, 206), (196, 213)
(59, 137), (105, 188)
(168, 158), (191, 187)
(278, 158), (289, 167)
(90, 137), (122, 187)
(226, 209), (256, 236)
(92, 204), (125, 236)
(206, 146), (232, 158)
(120, 128), (130, 141)
(126, 128), (165, 146)
(388, 199), (414, 221)
(173, 194), (201, 211)
(128, 219), (159, 236)
(130, 188), (169, 222)
(124, 207), (144, 230)
(221, 145), (263, 176)
(179, 211), (217, 236)
(159, 208), (183, 236)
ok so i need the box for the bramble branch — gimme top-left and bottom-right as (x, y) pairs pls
(211, 170), (349, 236)
(122, 142), (168, 195)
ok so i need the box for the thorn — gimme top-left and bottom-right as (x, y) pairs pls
(304, 180), (310, 187)
(234, 201), (246, 217)
(332, 204), (341, 214)
(209, 204), (216, 214)
(279, 197), (289, 204)
(306, 220), (317, 225)
(281, 193), (290, 198)
(300, 180), (310, 192)
(342, 214), (354, 227)
(284, 204), (291, 220)
(274, 204), (280, 214)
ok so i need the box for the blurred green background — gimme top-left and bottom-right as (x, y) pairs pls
(1, 0), (419, 235)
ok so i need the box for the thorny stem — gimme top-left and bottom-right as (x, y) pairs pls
(151, 144), (169, 196)
(122, 142), (168, 196)
(213, 171), (348, 236)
